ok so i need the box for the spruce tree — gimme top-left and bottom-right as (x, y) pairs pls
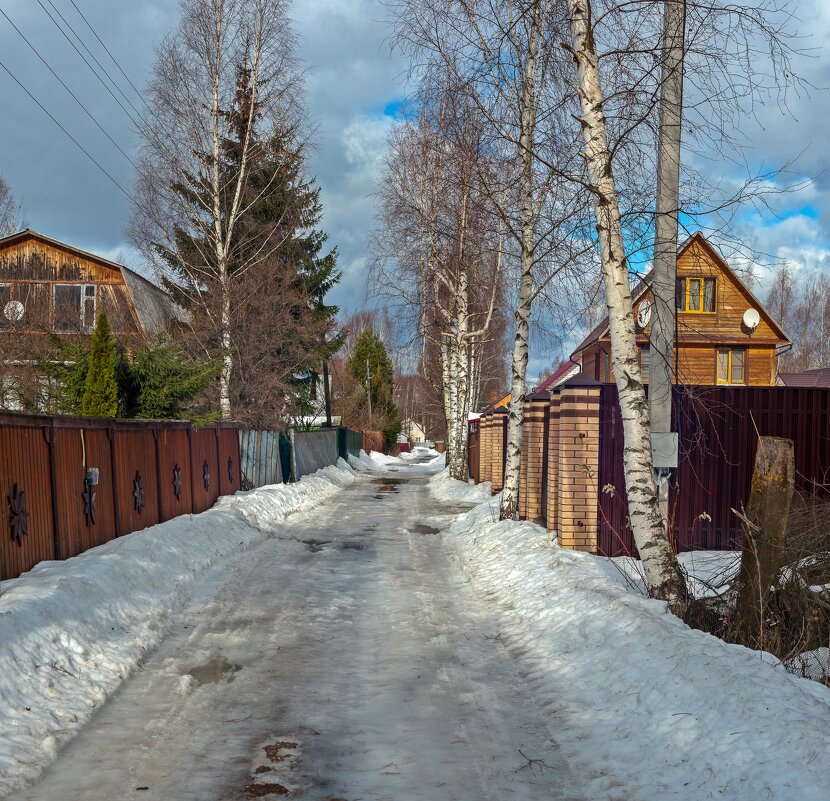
(348, 329), (402, 446)
(156, 66), (341, 426)
(81, 311), (119, 417)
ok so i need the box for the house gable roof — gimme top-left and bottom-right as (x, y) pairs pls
(571, 232), (790, 357)
(0, 228), (181, 337)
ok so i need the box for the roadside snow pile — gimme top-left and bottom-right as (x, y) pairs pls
(0, 460), (354, 798)
(439, 481), (830, 801)
(606, 550), (742, 598)
(349, 447), (444, 473)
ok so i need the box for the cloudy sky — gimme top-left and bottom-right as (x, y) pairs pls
(0, 0), (828, 380)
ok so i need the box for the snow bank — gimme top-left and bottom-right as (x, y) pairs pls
(440, 482), (830, 801)
(0, 461), (354, 797)
(348, 447), (444, 472)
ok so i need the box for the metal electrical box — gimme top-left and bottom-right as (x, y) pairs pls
(651, 432), (679, 469)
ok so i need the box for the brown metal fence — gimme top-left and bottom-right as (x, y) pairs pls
(597, 385), (830, 556)
(468, 419), (480, 482)
(0, 413), (241, 581)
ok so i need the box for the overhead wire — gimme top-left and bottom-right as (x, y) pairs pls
(0, 7), (138, 170)
(41, 0), (145, 120)
(34, 0), (144, 130)
(66, 0), (152, 113)
(0, 57), (131, 200)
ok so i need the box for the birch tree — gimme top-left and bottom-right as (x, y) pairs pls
(130, 0), (304, 419)
(0, 176), (23, 236)
(392, 0), (587, 516)
(374, 87), (506, 480)
(562, 0), (803, 608)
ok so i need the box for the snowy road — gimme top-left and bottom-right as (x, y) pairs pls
(22, 463), (582, 801)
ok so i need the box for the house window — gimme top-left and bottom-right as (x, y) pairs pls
(598, 350), (610, 382)
(54, 284), (82, 333)
(716, 348), (746, 385)
(639, 344), (650, 382)
(677, 277), (716, 313)
(53, 284), (97, 333)
(83, 285), (96, 331)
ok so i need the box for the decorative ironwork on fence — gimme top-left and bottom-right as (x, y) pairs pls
(0, 413), (240, 581)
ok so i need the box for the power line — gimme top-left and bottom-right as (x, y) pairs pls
(67, 0), (152, 113)
(0, 7), (138, 169)
(35, 0), (143, 130)
(41, 0), (144, 121)
(0, 57), (131, 200)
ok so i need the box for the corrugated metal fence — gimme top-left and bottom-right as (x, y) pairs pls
(0, 413), (240, 581)
(598, 385), (830, 556)
(240, 426), (366, 488)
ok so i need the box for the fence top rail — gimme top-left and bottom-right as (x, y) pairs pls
(0, 411), (243, 432)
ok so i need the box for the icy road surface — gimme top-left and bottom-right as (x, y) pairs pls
(22, 465), (582, 801)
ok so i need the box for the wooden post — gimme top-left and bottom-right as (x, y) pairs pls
(734, 436), (795, 647)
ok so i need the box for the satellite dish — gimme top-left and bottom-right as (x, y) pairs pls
(3, 300), (24, 322)
(636, 299), (652, 329)
(743, 308), (760, 332)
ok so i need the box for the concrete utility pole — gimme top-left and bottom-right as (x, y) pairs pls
(649, 0), (686, 518)
(365, 358), (373, 425)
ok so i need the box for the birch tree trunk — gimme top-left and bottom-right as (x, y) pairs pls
(566, 0), (687, 610)
(500, 3), (542, 520)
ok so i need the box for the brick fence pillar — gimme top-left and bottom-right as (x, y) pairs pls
(556, 384), (600, 552)
(479, 414), (492, 486)
(491, 407), (507, 493)
(546, 391), (560, 533)
(520, 391), (549, 522)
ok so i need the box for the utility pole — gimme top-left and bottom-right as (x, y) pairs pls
(649, 0), (686, 524)
(365, 358), (372, 426)
(322, 360), (332, 427)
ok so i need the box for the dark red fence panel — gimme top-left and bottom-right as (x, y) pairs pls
(216, 425), (241, 497)
(597, 385), (830, 556)
(52, 425), (116, 559)
(0, 413), (241, 581)
(468, 420), (480, 483)
(113, 428), (161, 536)
(156, 425), (193, 522)
(191, 427), (220, 513)
(0, 418), (54, 580)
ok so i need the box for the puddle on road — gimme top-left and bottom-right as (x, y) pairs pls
(301, 538), (332, 552)
(409, 523), (440, 536)
(370, 477), (405, 495)
(187, 656), (241, 685)
(341, 541), (365, 551)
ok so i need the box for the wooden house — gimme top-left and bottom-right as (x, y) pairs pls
(574, 232), (790, 386)
(0, 229), (179, 409)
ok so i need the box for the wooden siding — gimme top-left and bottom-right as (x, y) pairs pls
(0, 237), (142, 336)
(577, 235), (786, 387)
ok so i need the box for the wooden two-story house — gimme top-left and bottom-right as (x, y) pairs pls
(574, 232), (790, 386)
(0, 229), (179, 409)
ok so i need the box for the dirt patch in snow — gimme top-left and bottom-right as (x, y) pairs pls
(264, 742), (298, 762)
(187, 656), (241, 685)
(245, 782), (290, 796)
(409, 524), (440, 535)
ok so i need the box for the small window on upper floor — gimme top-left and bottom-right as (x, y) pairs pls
(83, 285), (96, 332)
(677, 277), (716, 313)
(716, 348), (746, 385)
(54, 284), (82, 333)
